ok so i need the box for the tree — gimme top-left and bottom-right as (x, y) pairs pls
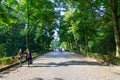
(110, 0), (120, 57)
(0, 0), (57, 56)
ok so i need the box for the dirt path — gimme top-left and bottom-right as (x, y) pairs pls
(0, 51), (120, 80)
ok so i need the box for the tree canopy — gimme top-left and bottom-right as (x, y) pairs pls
(0, 0), (120, 59)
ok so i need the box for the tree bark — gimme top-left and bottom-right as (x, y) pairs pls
(26, 0), (31, 49)
(26, 30), (30, 49)
(84, 28), (89, 55)
(110, 0), (120, 57)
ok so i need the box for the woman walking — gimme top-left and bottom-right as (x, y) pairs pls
(26, 48), (32, 67)
(18, 48), (23, 67)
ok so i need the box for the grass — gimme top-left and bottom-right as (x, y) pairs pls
(82, 52), (120, 65)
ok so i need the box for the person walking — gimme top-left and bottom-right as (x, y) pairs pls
(18, 48), (23, 67)
(26, 48), (32, 67)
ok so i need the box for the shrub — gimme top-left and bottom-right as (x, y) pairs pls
(87, 52), (120, 65)
(0, 44), (6, 57)
(0, 57), (14, 65)
(6, 58), (13, 64)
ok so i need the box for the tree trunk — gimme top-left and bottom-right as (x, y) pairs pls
(110, 0), (120, 57)
(84, 29), (89, 55)
(26, 0), (31, 49)
(72, 41), (74, 50)
(26, 30), (29, 49)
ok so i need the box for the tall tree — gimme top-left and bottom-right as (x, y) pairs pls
(110, 0), (120, 57)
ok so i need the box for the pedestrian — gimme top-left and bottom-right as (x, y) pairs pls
(18, 48), (23, 67)
(26, 48), (32, 67)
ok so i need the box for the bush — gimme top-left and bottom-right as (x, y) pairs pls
(6, 58), (13, 64)
(0, 60), (2, 65)
(0, 44), (6, 57)
(86, 52), (120, 65)
(0, 57), (18, 66)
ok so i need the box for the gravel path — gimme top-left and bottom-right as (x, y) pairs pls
(0, 51), (120, 80)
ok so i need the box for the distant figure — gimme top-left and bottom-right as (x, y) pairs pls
(59, 48), (62, 52)
(18, 48), (23, 67)
(60, 48), (62, 52)
(26, 48), (32, 67)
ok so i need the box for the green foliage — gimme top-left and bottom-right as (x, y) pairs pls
(90, 32), (116, 53)
(83, 52), (120, 65)
(0, 57), (13, 65)
(60, 0), (119, 57)
(0, 44), (6, 57)
(50, 38), (60, 49)
(0, 0), (58, 57)
(0, 0), (119, 65)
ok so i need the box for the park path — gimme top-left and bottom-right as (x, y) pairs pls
(0, 51), (120, 80)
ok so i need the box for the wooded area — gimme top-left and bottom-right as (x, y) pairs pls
(59, 0), (120, 57)
(0, 0), (120, 64)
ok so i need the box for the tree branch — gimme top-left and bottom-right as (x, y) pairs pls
(29, 19), (41, 31)
(85, 0), (112, 18)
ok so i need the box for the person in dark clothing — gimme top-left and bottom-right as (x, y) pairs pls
(26, 48), (32, 67)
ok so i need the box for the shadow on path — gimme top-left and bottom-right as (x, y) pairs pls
(0, 75), (3, 78)
(32, 60), (107, 67)
(0, 65), (19, 75)
(31, 77), (44, 80)
(31, 77), (64, 80)
(40, 51), (85, 58)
